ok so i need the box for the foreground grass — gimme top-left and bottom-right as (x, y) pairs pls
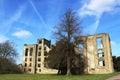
(0, 72), (120, 80)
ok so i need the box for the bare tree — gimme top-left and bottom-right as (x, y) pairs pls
(54, 9), (82, 75)
(0, 40), (18, 59)
(0, 40), (20, 74)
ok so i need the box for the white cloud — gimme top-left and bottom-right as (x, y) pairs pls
(0, 35), (8, 43)
(79, 0), (120, 34)
(79, 0), (119, 19)
(12, 29), (32, 38)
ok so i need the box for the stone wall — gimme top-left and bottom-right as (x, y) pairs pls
(22, 38), (57, 74)
(75, 33), (114, 74)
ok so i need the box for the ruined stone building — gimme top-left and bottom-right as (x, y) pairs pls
(22, 33), (114, 74)
(22, 38), (57, 74)
(75, 33), (114, 74)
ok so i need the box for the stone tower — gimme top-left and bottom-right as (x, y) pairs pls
(22, 38), (57, 74)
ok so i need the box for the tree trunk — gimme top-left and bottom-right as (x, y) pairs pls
(58, 69), (61, 74)
(66, 55), (71, 76)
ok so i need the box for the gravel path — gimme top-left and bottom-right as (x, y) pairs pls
(106, 75), (120, 80)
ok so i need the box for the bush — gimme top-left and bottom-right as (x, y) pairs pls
(112, 56), (120, 72)
(0, 58), (22, 74)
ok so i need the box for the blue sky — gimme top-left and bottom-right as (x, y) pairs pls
(0, 0), (120, 64)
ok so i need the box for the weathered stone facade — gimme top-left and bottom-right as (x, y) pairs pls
(22, 33), (114, 74)
(22, 38), (57, 74)
(75, 33), (114, 74)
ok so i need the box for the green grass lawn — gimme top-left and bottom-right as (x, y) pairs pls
(0, 72), (119, 80)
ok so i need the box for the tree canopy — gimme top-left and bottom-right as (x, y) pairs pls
(0, 40), (18, 59)
(47, 39), (84, 75)
(54, 9), (82, 42)
(47, 39), (67, 74)
(48, 9), (83, 75)
(112, 56), (120, 71)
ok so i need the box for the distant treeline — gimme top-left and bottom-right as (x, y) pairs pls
(0, 57), (22, 74)
(112, 56), (120, 72)
(0, 40), (22, 74)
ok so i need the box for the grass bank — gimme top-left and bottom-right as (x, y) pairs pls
(0, 72), (119, 80)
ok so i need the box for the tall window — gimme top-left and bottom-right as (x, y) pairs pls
(97, 37), (104, 67)
(25, 58), (27, 62)
(30, 48), (33, 56)
(39, 69), (41, 72)
(38, 58), (41, 62)
(96, 38), (103, 49)
(38, 52), (41, 56)
(30, 58), (32, 61)
(44, 51), (47, 56)
(29, 63), (32, 67)
(39, 46), (41, 50)
(25, 48), (28, 56)
(25, 63), (27, 67)
(38, 64), (41, 67)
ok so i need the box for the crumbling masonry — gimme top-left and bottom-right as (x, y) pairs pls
(22, 38), (57, 74)
(75, 33), (114, 74)
(22, 33), (114, 74)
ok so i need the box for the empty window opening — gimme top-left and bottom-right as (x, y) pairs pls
(98, 60), (105, 67)
(44, 57), (47, 62)
(25, 58), (27, 62)
(44, 51), (47, 56)
(98, 50), (104, 58)
(24, 68), (26, 72)
(78, 41), (84, 51)
(38, 64), (41, 67)
(44, 47), (46, 50)
(39, 69), (41, 72)
(38, 58), (41, 61)
(39, 40), (42, 44)
(39, 46), (41, 50)
(29, 63), (32, 67)
(29, 68), (31, 72)
(30, 48), (33, 56)
(25, 48), (28, 56)
(25, 63), (27, 67)
(98, 53), (103, 58)
(30, 58), (32, 61)
(96, 38), (103, 49)
(38, 52), (41, 56)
